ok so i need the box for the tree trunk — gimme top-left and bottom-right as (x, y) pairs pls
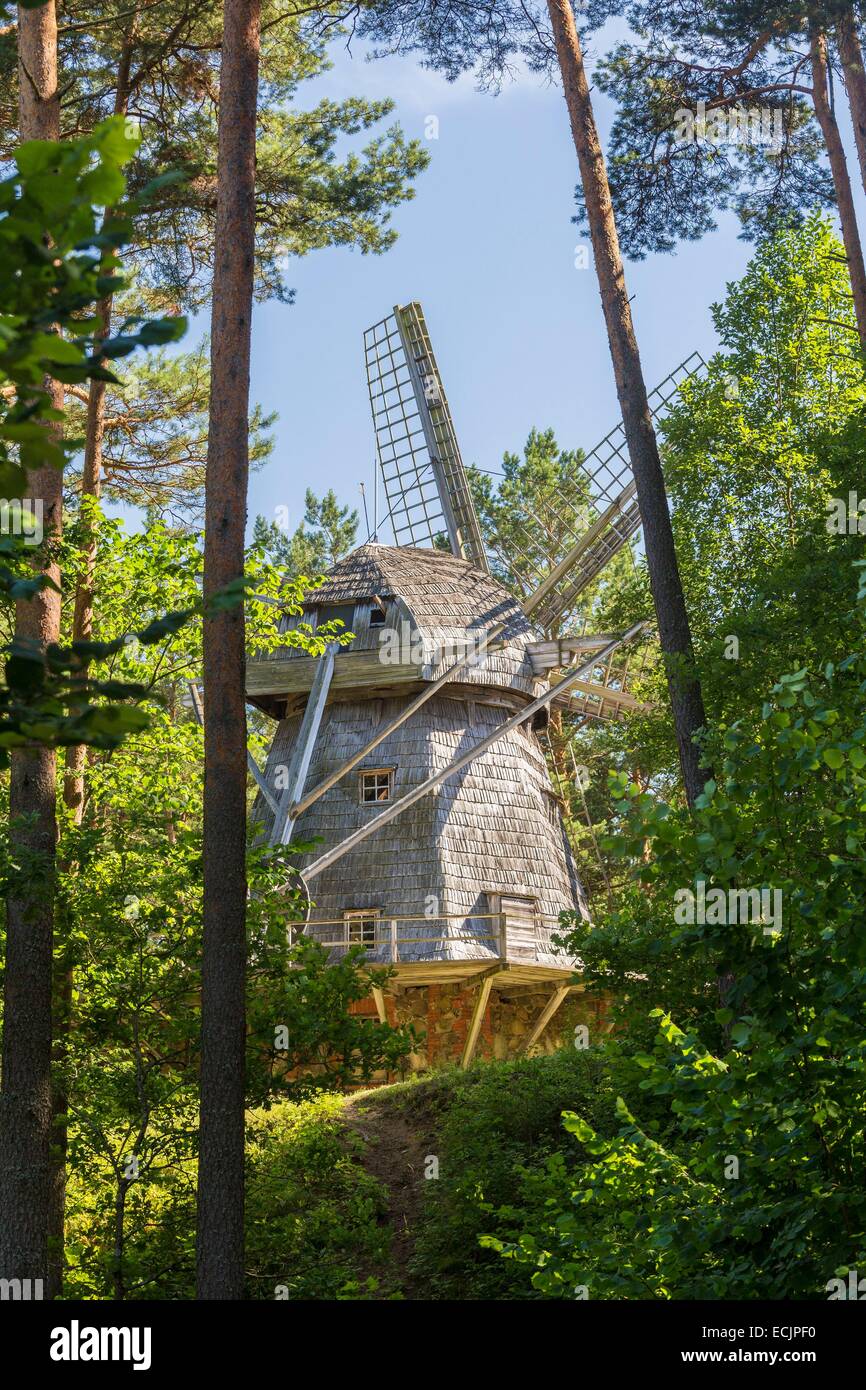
(0, 0), (62, 1288)
(837, 10), (866, 198)
(63, 1), (137, 820)
(47, 22), (141, 1296)
(546, 0), (709, 805)
(811, 26), (866, 347)
(195, 0), (261, 1301)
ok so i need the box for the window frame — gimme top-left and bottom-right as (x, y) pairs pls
(359, 767), (394, 804)
(344, 909), (381, 950)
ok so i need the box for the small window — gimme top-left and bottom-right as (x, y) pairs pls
(345, 910), (379, 949)
(360, 768), (393, 803)
(314, 603), (355, 633)
(369, 605), (387, 627)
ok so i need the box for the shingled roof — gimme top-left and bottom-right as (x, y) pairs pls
(304, 542), (532, 647)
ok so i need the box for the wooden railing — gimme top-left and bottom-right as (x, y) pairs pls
(290, 912), (573, 965)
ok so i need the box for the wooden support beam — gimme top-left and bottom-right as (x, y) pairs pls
(521, 983), (571, 1056)
(460, 964), (506, 1069)
(527, 633), (619, 674)
(269, 642), (339, 846)
(371, 986), (387, 1025)
(304, 624), (645, 881)
(246, 651), (421, 699)
(291, 618), (508, 820)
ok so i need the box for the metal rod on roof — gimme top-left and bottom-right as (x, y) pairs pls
(302, 622), (646, 881)
(373, 458), (378, 541)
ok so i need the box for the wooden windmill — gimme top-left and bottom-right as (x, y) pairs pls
(245, 305), (704, 1067)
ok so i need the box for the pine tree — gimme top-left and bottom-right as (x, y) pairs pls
(196, 0), (261, 1302)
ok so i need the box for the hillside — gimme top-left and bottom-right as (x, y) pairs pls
(243, 1051), (621, 1301)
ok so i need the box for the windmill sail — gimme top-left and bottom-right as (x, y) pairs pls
(364, 302), (489, 571)
(519, 352), (707, 631)
(365, 300), (707, 635)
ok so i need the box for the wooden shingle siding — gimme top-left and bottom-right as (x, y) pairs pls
(251, 542), (589, 973)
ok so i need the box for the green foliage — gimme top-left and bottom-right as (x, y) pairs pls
(557, 215), (866, 901)
(65, 332), (275, 523)
(253, 487), (359, 579)
(0, 117), (183, 487)
(502, 571), (866, 1298)
(0, 502), (409, 1297)
(397, 1052), (625, 1300)
(1, 2), (429, 307)
(244, 1095), (394, 1300)
(590, 4), (834, 253)
(247, 929), (416, 1106)
(0, 119), (200, 758)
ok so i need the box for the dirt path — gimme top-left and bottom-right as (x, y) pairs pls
(342, 1094), (433, 1299)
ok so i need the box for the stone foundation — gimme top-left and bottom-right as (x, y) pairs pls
(349, 981), (611, 1073)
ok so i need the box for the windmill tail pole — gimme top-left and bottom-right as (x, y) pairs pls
(546, 0), (710, 807)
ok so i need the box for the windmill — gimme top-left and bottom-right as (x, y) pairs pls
(363, 301), (704, 705)
(245, 304), (705, 1068)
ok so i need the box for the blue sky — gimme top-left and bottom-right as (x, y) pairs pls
(230, 30), (859, 543)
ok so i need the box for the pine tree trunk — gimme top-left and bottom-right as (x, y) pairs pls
(546, 0), (708, 805)
(837, 10), (866, 197)
(195, 0), (260, 1301)
(811, 26), (866, 347)
(63, 1), (137, 820)
(47, 23), (140, 1296)
(0, 0), (62, 1288)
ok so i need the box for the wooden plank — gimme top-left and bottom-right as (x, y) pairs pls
(460, 965), (506, 1069)
(371, 986), (387, 1025)
(527, 634), (619, 674)
(269, 643), (338, 845)
(520, 983), (571, 1056)
(246, 651), (421, 698)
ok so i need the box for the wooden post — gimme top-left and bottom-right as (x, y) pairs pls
(521, 983), (572, 1056)
(460, 965), (505, 1069)
(269, 642), (339, 845)
(390, 918), (398, 964)
(371, 986), (387, 1025)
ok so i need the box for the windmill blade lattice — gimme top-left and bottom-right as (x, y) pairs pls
(519, 352), (707, 631)
(364, 303), (489, 571)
